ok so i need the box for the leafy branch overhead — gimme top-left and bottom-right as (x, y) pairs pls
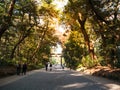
(0, 0), (120, 69)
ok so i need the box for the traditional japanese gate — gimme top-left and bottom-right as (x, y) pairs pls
(50, 53), (63, 66)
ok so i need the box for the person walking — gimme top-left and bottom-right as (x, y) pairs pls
(16, 62), (21, 75)
(45, 62), (48, 71)
(22, 63), (27, 75)
(50, 63), (52, 71)
(62, 64), (64, 70)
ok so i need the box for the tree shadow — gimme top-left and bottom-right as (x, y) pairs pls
(0, 69), (119, 90)
(92, 68), (120, 82)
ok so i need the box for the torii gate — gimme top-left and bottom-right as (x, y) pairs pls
(50, 53), (63, 66)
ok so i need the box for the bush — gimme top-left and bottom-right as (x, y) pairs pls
(81, 55), (98, 68)
(27, 63), (44, 71)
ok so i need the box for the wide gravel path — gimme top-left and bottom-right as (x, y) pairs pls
(0, 68), (120, 90)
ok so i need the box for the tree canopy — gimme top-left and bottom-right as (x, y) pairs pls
(0, 0), (120, 69)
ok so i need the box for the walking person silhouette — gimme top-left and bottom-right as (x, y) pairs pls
(22, 63), (27, 75)
(45, 62), (48, 71)
(50, 63), (52, 71)
(16, 62), (21, 75)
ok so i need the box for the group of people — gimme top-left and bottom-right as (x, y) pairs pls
(16, 62), (27, 75)
(45, 62), (52, 71)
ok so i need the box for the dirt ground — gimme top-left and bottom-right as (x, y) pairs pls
(82, 66), (120, 82)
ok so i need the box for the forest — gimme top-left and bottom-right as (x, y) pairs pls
(0, 0), (120, 80)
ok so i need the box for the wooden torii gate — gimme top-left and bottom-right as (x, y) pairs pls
(50, 53), (63, 66)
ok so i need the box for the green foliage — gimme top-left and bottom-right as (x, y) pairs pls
(0, 0), (120, 71)
(81, 55), (98, 68)
(0, 58), (15, 66)
(63, 30), (87, 69)
(100, 59), (107, 66)
(27, 63), (44, 71)
(0, 0), (59, 70)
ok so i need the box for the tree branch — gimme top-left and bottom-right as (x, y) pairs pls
(88, 0), (109, 24)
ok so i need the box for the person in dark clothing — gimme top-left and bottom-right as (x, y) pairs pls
(50, 63), (52, 71)
(22, 63), (27, 75)
(62, 64), (64, 70)
(16, 63), (21, 75)
(45, 62), (48, 71)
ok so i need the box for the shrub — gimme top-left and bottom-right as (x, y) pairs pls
(81, 55), (98, 68)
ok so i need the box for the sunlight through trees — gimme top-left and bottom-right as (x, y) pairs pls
(0, 0), (120, 73)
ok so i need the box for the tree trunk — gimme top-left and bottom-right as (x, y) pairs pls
(77, 15), (96, 60)
(0, 0), (16, 39)
(31, 22), (49, 60)
(69, 0), (96, 59)
(10, 28), (31, 59)
(10, 35), (28, 59)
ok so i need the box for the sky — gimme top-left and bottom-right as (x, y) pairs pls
(52, 0), (68, 10)
(35, 0), (68, 54)
(56, 43), (62, 54)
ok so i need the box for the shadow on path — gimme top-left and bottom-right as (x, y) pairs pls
(0, 69), (120, 90)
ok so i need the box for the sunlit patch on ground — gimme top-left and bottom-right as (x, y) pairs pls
(105, 84), (120, 90)
(70, 73), (83, 76)
(61, 83), (87, 88)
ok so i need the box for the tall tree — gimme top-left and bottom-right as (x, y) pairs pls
(0, 0), (16, 39)
(9, 0), (38, 59)
(63, 30), (86, 69)
(64, 0), (96, 59)
(88, 0), (120, 67)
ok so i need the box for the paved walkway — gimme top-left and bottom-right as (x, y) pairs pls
(0, 68), (120, 90)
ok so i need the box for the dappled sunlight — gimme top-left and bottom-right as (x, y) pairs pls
(105, 84), (120, 90)
(61, 83), (87, 89)
(46, 70), (65, 74)
(52, 0), (68, 11)
(0, 0), (120, 90)
(70, 73), (83, 76)
(81, 74), (120, 90)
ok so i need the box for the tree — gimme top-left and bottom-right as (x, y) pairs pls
(0, 0), (59, 66)
(88, 0), (120, 68)
(9, 0), (38, 59)
(63, 0), (97, 59)
(63, 30), (86, 69)
(0, 0), (16, 39)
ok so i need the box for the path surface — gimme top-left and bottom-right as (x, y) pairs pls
(0, 68), (120, 90)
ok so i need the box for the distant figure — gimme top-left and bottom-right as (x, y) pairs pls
(22, 63), (27, 75)
(50, 63), (52, 71)
(62, 64), (64, 70)
(45, 62), (48, 71)
(16, 63), (21, 75)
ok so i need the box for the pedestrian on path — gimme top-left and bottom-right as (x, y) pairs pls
(62, 64), (64, 70)
(16, 62), (21, 75)
(45, 62), (48, 71)
(50, 63), (52, 71)
(22, 63), (27, 75)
